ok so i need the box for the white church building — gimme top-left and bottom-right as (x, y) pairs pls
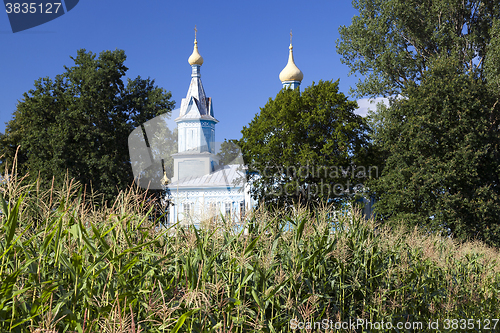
(166, 33), (304, 226)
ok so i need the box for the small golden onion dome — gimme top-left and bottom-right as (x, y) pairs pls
(162, 172), (170, 185)
(188, 40), (204, 66)
(279, 44), (303, 82)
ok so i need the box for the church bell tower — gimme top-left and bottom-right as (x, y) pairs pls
(171, 28), (220, 181)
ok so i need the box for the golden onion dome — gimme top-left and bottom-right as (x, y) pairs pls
(279, 44), (303, 82)
(188, 39), (204, 66)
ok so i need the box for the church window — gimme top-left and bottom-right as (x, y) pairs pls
(184, 202), (192, 216)
(187, 128), (197, 150)
(211, 129), (215, 152)
(179, 129), (185, 151)
(240, 201), (245, 219)
(225, 202), (231, 217)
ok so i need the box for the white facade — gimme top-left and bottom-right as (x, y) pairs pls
(166, 39), (254, 226)
(167, 165), (253, 226)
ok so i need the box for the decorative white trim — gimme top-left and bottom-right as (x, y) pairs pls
(178, 121), (215, 128)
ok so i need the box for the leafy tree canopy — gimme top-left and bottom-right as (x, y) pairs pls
(339, 0), (500, 246)
(0, 49), (175, 203)
(337, 0), (500, 98)
(238, 80), (376, 208)
(217, 139), (242, 167)
(370, 57), (500, 246)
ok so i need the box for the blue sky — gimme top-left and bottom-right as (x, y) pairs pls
(1, 0), (381, 142)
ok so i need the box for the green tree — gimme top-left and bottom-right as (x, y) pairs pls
(337, 0), (500, 98)
(370, 58), (500, 246)
(0, 49), (175, 202)
(338, 0), (500, 245)
(217, 139), (242, 166)
(238, 80), (374, 208)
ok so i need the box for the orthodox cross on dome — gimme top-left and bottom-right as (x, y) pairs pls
(279, 29), (303, 89)
(188, 25), (203, 67)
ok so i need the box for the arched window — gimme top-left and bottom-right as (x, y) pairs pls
(225, 202), (231, 218)
(184, 202), (193, 217)
(240, 201), (245, 219)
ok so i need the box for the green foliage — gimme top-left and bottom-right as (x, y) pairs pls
(0, 49), (175, 203)
(162, 128), (178, 179)
(216, 139), (241, 167)
(1, 173), (500, 332)
(369, 58), (500, 247)
(339, 0), (500, 246)
(485, 19), (500, 114)
(238, 81), (375, 208)
(337, 0), (500, 97)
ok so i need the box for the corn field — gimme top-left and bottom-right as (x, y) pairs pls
(0, 165), (499, 332)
